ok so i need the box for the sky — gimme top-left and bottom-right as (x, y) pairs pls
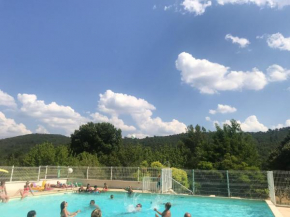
(0, 0), (290, 139)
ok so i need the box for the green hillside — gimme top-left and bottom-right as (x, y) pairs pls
(0, 134), (70, 164)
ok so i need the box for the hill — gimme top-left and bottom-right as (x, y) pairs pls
(0, 134), (70, 164)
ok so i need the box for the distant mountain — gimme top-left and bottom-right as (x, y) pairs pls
(0, 134), (70, 164)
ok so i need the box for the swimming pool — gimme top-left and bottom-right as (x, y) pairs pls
(0, 192), (274, 217)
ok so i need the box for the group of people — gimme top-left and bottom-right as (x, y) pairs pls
(78, 183), (108, 193)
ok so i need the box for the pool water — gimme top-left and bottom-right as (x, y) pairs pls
(0, 192), (274, 217)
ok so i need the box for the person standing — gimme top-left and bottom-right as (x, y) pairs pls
(154, 202), (171, 217)
(0, 180), (9, 203)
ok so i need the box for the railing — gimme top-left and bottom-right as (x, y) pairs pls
(142, 177), (159, 193)
(1, 166), (290, 207)
(172, 178), (193, 195)
(0, 166), (161, 182)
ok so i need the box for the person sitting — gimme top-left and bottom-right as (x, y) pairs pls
(0, 180), (9, 203)
(154, 202), (171, 217)
(27, 210), (36, 217)
(14, 181), (34, 200)
(91, 208), (102, 217)
(52, 181), (67, 188)
(86, 184), (93, 193)
(184, 213), (191, 217)
(78, 185), (85, 193)
(101, 183), (108, 192)
(93, 185), (100, 193)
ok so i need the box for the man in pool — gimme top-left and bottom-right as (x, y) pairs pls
(90, 200), (100, 209)
(184, 213), (191, 217)
(27, 210), (36, 217)
(154, 202), (171, 217)
(110, 195), (114, 199)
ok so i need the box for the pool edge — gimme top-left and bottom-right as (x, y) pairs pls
(266, 200), (284, 217)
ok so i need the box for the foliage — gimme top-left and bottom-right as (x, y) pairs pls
(150, 161), (165, 168)
(172, 167), (189, 188)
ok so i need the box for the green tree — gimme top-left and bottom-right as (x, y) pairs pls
(70, 122), (122, 160)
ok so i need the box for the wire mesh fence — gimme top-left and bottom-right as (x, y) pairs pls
(1, 165), (290, 206)
(273, 171), (290, 206)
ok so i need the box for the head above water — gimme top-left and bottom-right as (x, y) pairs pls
(184, 213), (191, 217)
(91, 208), (102, 217)
(60, 201), (67, 211)
(90, 200), (95, 205)
(136, 204), (142, 208)
(27, 210), (36, 217)
(165, 202), (171, 210)
(110, 195), (114, 199)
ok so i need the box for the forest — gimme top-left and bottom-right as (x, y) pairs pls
(0, 120), (289, 171)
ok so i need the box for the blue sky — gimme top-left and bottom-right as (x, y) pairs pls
(0, 0), (290, 138)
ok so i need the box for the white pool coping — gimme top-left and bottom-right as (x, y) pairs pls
(266, 200), (284, 217)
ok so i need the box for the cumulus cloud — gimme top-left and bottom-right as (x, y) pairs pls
(176, 52), (268, 94)
(0, 111), (31, 138)
(225, 34), (250, 48)
(98, 90), (187, 137)
(35, 125), (49, 134)
(205, 116), (211, 121)
(90, 112), (136, 132)
(217, 0), (290, 9)
(267, 33), (290, 51)
(182, 0), (212, 15)
(17, 93), (89, 135)
(272, 119), (290, 129)
(267, 64), (290, 82)
(240, 115), (268, 132)
(209, 104), (237, 114)
(0, 90), (17, 108)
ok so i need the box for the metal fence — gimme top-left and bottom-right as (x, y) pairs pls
(1, 166), (289, 206)
(0, 166), (161, 182)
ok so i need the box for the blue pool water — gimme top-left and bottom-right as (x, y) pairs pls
(0, 192), (274, 217)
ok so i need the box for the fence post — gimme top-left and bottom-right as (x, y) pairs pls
(45, 166), (48, 179)
(10, 165), (14, 182)
(192, 169), (195, 195)
(226, 170), (231, 197)
(37, 166), (41, 181)
(267, 171), (276, 205)
(110, 167), (113, 180)
(87, 167), (89, 180)
(138, 167), (140, 182)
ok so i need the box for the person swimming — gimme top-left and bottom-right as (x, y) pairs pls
(110, 194), (114, 199)
(90, 200), (100, 209)
(154, 202), (171, 217)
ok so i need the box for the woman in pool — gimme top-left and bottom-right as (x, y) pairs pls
(14, 181), (34, 200)
(0, 180), (9, 203)
(60, 201), (81, 217)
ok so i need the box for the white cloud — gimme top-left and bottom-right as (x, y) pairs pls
(176, 52), (268, 94)
(0, 111), (31, 138)
(164, 5), (172, 11)
(267, 33), (290, 51)
(182, 0), (212, 15)
(205, 116), (211, 121)
(272, 119), (290, 129)
(35, 125), (49, 134)
(98, 90), (187, 138)
(225, 34), (250, 48)
(17, 93), (89, 135)
(0, 90), (17, 108)
(267, 64), (290, 82)
(209, 104), (237, 114)
(217, 0), (290, 9)
(240, 115), (268, 132)
(90, 112), (136, 132)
